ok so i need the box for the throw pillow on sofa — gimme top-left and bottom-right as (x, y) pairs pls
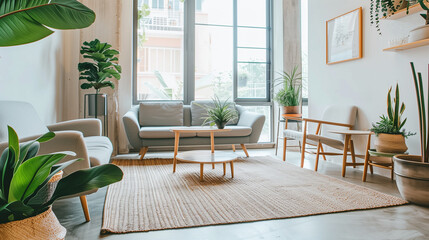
(139, 102), (184, 126)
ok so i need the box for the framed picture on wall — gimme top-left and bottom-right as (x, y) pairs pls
(326, 7), (362, 65)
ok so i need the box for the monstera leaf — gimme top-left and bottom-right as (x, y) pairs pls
(0, 0), (96, 46)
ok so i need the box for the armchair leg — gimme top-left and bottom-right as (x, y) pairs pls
(232, 144), (236, 152)
(79, 195), (90, 222)
(240, 144), (249, 157)
(315, 142), (322, 171)
(341, 135), (351, 177)
(320, 144), (327, 161)
(139, 147), (149, 160)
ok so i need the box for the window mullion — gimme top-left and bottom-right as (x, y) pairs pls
(184, 0), (195, 104)
(233, 0), (238, 102)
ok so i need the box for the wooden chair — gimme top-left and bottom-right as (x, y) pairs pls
(284, 105), (360, 177)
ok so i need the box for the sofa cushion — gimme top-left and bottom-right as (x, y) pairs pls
(139, 126), (196, 139)
(139, 102), (183, 126)
(190, 100), (238, 126)
(196, 126), (252, 137)
(84, 136), (113, 166)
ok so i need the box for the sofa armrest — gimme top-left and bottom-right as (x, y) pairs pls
(237, 110), (266, 143)
(47, 119), (102, 137)
(0, 131), (91, 177)
(122, 106), (142, 150)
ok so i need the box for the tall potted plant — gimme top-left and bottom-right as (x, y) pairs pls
(371, 84), (414, 153)
(0, 126), (123, 239)
(393, 62), (429, 206)
(274, 66), (302, 114)
(78, 39), (122, 119)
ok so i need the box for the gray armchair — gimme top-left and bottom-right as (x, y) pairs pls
(123, 102), (266, 159)
(0, 101), (113, 222)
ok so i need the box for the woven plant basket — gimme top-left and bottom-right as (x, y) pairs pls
(0, 171), (66, 240)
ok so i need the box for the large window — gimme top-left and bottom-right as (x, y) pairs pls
(134, 0), (272, 141)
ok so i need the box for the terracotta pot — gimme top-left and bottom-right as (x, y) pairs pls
(374, 133), (408, 153)
(393, 155), (429, 206)
(409, 24), (429, 42)
(0, 207), (66, 240)
(282, 106), (300, 114)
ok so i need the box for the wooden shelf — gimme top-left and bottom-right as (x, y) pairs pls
(383, 3), (429, 20)
(383, 38), (429, 51)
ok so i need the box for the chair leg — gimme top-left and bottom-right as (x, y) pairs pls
(298, 140), (302, 153)
(350, 140), (357, 168)
(300, 138), (307, 168)
(315, 142), (322, 171)
(283, 138), (287, 161)
(232, 144), (236, 152)
(320, 144), (327, 161)
(139, 147), (149, 160)
(240, 144), (249, 157)
(79, 195), (90, 222)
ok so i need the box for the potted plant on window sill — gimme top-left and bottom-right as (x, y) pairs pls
(274, 66), (302, 114)
(371, 84), (414, 153)
(0, 127), (124, 239)
(393, 63), (429, 207)
(78, 39), (122, 119)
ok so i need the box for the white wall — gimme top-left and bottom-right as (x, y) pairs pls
(308, 0), (427, 166)
(0, 33), (64, 124)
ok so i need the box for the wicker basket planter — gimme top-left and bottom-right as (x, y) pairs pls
(0, 207), (66, 240)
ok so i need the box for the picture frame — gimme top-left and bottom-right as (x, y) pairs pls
(326, 7), (362, 65)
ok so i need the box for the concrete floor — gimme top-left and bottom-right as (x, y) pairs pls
(52, 148), (429, 240)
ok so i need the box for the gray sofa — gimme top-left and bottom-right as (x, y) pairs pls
(122, 101), (265, 159)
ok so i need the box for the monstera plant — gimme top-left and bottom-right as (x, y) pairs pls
(0, 0), (95, 46)
(0, 126), (123, 238)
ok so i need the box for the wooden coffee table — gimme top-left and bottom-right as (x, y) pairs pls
(170, 127), (238, 181)
(176, 150), (237, 181)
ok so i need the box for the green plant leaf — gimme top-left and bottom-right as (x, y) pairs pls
(45, 164), (123, 206)
(8, 153), (70, 202)
(0, 0), (95, 46)
(81, 83), (93, 89)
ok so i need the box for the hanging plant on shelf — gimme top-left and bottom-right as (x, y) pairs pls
(370, 0), (429, 34)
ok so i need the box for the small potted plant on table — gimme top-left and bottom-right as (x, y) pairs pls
(274, 66), (302, 114)
(393, 63), (429, 206)
(371, 84), (414, 153)
(200, 97), (238, 129)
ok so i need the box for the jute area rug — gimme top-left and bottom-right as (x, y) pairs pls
(101, 156), (407, 234)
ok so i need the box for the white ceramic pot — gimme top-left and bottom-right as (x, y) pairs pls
(409, 25), (429, 42)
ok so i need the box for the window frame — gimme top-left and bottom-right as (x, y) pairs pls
(133, 0), (274, 141)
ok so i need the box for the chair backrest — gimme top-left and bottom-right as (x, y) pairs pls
(321, 105), (358, 140)
(0, 101), (49, 143)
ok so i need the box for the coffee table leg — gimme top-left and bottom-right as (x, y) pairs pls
(223, 163), (226, 176)
(230, 161), (234, 178)
(173, 132), (180, 173)
(200, 164), (204, 181)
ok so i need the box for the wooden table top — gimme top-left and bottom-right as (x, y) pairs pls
(176, 150), (238, 164)
(329, 130), (372, 135)
(282, 113), (303, 118)
(170, 126), (232, 133)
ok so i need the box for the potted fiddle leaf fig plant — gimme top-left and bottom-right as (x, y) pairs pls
(371, 84), (414, 153)
(200, 97), (238, 129)
(0, 126), (123, 239)
(393, 62), (429, 207)
(274, 66), (302, 114)
(0, 0), (95, 46)
(78, 39), (122, 119)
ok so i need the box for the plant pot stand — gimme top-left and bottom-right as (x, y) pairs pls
(84, 93), (108, 136)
